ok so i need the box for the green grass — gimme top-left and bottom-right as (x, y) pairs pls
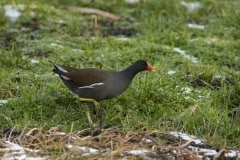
(0, 0), (240, 149)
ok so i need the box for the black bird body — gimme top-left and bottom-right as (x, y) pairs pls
(51, 60), (155, 101)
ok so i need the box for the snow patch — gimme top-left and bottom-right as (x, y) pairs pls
(4, 4), (24, 22)
(31, 59), (39, 64)
(125, 149), (150, 155)
(0, 99), (8, 105)
(168, 70), (176, 75)
(170, 131), (203, 144)
(181, 1), (202, 12)
(174, 47), (198, 63)
(125, 0), (140, 4)
(187, 23), (205, 30)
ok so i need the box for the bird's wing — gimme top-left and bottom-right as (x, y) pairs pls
(51, 62), (113, 86)
(62, 68), (112, 86)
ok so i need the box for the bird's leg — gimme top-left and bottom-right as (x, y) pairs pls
(98, 106), (103, 129)
(83, 104), (93, 125)
(76, 97), (102, 126)
(77, 97), (100, 113)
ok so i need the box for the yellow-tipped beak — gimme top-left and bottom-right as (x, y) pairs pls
(151, 67), (156, 72)
(147, 63), (155, 72)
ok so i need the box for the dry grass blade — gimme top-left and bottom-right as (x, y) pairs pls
(0, 139), (9, 149)
(175, 104), (198, 121)
(179, 140), (193, 148)
(67, 6), (121, 21)
(213, 148), (225, 160)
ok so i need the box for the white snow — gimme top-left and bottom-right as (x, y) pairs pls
(125, 0), (140, 4)
(125, 149), (150, 155)
(0, 99), (8, 105)
(2, 141), (46, 160)
(187, 23), (205, 30)
(170, 131), (203, 144)
(4, 4), (24, 22)
(181, 1), (202, 12)
(168, 70), (176, 75)
(50, 43), (63, 48)
(188, 146), (218, 156)
(174, 47), (198, 63)
(31, 59), (39, 64)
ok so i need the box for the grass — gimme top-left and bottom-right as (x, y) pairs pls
(0, 0), (240, 152)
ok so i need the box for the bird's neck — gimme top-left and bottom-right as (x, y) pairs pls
(121, 65), (141, 79)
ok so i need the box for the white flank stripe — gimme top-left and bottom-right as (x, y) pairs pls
(60, 75), (71, 80)
(78, 83), (104, 89)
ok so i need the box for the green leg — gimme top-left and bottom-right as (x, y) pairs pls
(84, 104), (93, 125)
(76, 97), (101, 126)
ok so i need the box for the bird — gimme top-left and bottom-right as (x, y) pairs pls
(50, 60), (155, 126)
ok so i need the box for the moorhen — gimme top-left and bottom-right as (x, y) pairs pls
(50, 60), (155, 125)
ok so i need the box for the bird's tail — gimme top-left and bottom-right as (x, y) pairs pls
(49, 61), (68, 74)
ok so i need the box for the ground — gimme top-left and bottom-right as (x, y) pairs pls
(0, 0), (240, 159)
